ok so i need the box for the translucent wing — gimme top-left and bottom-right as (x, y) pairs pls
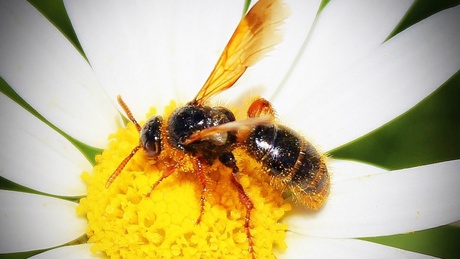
(191, 0), (290, 105)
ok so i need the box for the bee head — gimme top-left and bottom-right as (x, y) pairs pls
(140, 116), (163, 158)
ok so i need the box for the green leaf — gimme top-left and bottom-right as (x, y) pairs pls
(331, 70), (460, 170)
(388, 0), (460, 40)
(0, 176), (81, 203)
(318, 0), (331, 13)
(243, 0), (252, 15)
(28, 0), (84, 55)
(362, 225), (460, 258)
(0, 235), (88, 259)
(0, 78), (102, 165)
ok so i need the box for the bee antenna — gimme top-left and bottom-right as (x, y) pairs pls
(105, 145), (141, 188)
(117, 95), (141, 132)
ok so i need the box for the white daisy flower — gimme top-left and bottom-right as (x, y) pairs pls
(0, 0), (459, 258)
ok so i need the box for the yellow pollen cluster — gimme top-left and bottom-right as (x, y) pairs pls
(77, 101), (291, 258)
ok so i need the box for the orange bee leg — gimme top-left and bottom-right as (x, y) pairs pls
(231, 174), (255, 258)
(194, 158), (209, 224)
(247, 97), (276, 119)
(219, 153), (255, 258)
(146, 164), (177, 197)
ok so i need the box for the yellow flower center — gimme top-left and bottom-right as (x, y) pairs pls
(77, 101), (291, 258)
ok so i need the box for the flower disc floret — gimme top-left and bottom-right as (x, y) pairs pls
(77, 101), (291, 258)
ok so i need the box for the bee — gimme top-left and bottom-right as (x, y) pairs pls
(106, 0), (329, 257)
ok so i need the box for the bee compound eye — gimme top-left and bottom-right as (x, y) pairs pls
(140, 116), (163, 157)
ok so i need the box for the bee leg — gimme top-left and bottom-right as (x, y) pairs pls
(247, 97), (276, 120)
(220, 152), (256, 258)
(231, 175), (255, 258)
(146, 164), (177, 197)
(195, 158), (208, 224)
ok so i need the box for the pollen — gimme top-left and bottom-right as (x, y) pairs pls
(77, 101), (291, 258)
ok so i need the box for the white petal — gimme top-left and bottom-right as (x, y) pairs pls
(0, 94), (90, 196)
(0, 1), (121, 148)
(328, 159), (387, 182)
(284, 160), (460, 238)
(30, 244), (99, 259)
(279, 232), (434, 258)
(276, 4), (460, 151)
(65, 1), (244, 118)
(0, 191), (86, 253)
(271, 0), (413, 102)
(168, 1), (244, 103)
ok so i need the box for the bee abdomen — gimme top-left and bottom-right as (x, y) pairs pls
(246, 124), (301, 178)
(289, 143), (329, 210)
(246, 124), (329, 210)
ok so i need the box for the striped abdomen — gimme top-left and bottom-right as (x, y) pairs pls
(245, 124), (329, 209)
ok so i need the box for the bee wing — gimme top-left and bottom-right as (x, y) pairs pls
(192, 0), (290, 105)
(184, 116), (272, 145)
